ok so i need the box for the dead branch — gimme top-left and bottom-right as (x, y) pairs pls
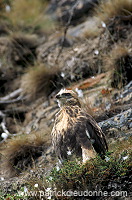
(0, 98), (24, 104)
(0, 96), (25, 104)
(0, 111), (5, 118)
(55, 0), (80, 63)
(0, 109), (24, 143)
(0, 88), (22, 101)
(0, 88), (25, 104)
(0, 111), (10, 143)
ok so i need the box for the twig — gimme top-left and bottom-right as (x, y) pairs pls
(0, 88), (26, 104)
(0, 111), (5, 118)
(0, 96), (26, 104)
(0, 112), (10, 143)
(55, 0), (80, 63)
(0, 88), (22, 101)
(1, 122), (9, 134)
(0, 109), (24, 143)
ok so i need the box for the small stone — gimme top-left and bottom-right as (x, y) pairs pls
(56, 166), (60, 171)
(105, 157), (110, 162)
(1, 132), (8, 139)
(101, 21), (106, 28)
(122, 155), (129, 160)
(34, 183), (38, 188)
(94, 50), (99, 55)
(61, 72), (65, 77)
(0, 177), (4, 181)
(24, 186), (28, 192)
(67, 150), (72, 155)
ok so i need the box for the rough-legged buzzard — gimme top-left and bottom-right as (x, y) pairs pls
(51, 89), (108, 163)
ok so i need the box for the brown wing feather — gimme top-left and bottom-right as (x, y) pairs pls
(86, 113), (108, 151)
(75, 111), (108, 158)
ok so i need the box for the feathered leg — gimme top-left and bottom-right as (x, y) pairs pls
(81, 143), (95, 163)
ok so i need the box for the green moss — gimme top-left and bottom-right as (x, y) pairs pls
(0, 191), (28, 200)
(47, 139), (132, 198)
(48, 159), (85, 191)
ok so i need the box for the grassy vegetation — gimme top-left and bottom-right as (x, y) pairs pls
(8, 33), (39, 67)
(84, 0), (132, 38)
(0, 138), (131, 200)
(49, 152), (131, 189)
(95, 0), (132, 22)
(5, 0), (55, 34)
(47, 138), (132, 198)
(1, 129), (51, 177)
(0, 0), (55, 35)
(21, 64), (60, 100)
(0, 192), (26, 200)
(105, 45), (132, 88)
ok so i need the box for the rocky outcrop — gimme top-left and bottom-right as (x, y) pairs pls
(46, 0), (99, 24)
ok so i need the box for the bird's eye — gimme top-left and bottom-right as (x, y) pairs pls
(62, 93), (72, 98)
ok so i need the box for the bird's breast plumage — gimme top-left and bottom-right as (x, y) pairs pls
(53, 106), (79, 135)
(51, 102), (108, 161)
(51, 106), (81, 151)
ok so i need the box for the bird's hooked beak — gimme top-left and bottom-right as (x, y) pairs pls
(56, 94), (61, 99)
(56, 94), (63, 108)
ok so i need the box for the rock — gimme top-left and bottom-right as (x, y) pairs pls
(99, 108), (132, 137)
(115, 81), (132, 104)
(46, 0), (99, 24)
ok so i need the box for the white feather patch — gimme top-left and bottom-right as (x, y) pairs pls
(67, 150), (72, 155)
(57, 99), (61, 108)
(57, 88), (67, 96)
(86, 130), (91, 139)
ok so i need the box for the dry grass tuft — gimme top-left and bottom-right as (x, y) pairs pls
(21, 64), (60, 99)
(1, 129), (51, 177)
(5, 0), (55, 33)
(0, 1), (4, 11)
(81, 96), (94, 117)
(109, 136), (132, 156)
(105, 45), (132, 88)
(8, 33), (39, 67)
(83, 25), (100, 39)
(0, 33), (39, 77)
(83, 0), (132, 39)
(95, 0), (132, 22)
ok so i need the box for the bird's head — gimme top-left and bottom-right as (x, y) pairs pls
(56, 89), (81, 107)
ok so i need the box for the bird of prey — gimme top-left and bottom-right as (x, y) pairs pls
(51, 89), (108, 163)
